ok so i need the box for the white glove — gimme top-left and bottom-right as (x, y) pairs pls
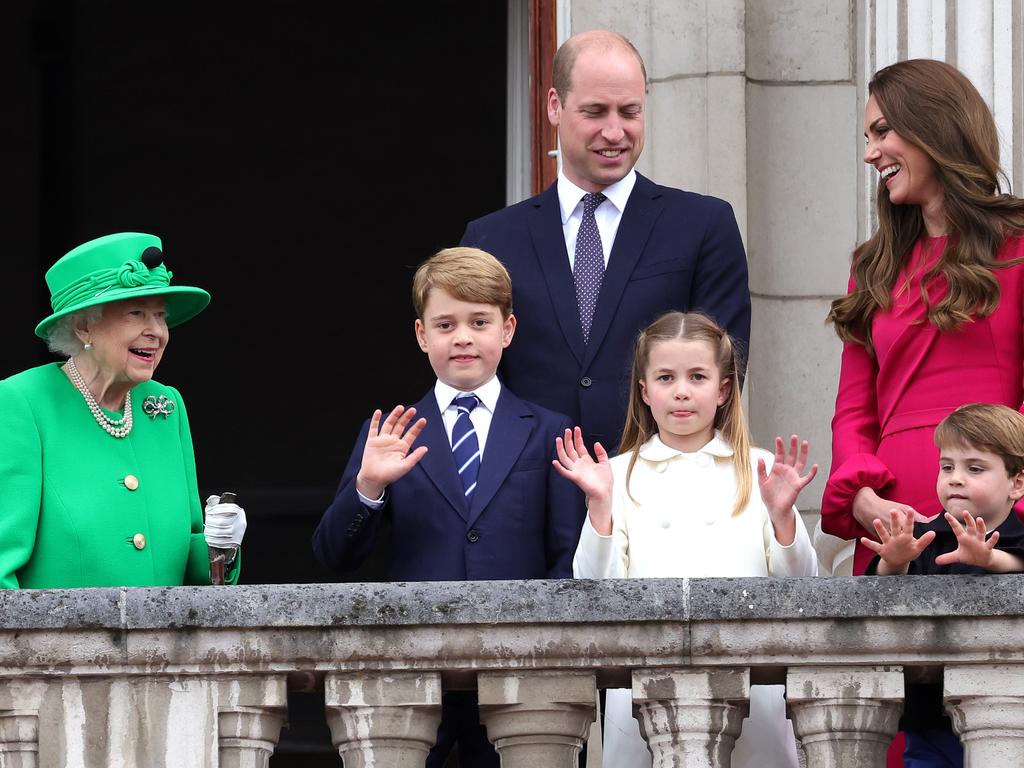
(204, 494), (247, 548)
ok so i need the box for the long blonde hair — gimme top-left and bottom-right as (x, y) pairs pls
(829, 59), (1024, 354)
(620, 312), (751, 515)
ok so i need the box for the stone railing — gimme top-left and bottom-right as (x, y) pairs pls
(1, 576), (1023, 767)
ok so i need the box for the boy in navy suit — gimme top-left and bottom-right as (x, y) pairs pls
(313, 246), (586, 767)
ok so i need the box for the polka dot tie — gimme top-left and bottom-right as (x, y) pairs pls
(451, 395), (481, 498)
(573, 192), (606, 344)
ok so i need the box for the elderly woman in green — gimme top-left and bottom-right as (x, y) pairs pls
(0, 232), (245, 588)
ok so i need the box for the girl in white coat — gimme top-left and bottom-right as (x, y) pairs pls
(554, 311), (819, 768)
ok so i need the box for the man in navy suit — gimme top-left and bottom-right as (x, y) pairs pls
(313, 247), (585, 767)
(462, 29), (751, 452)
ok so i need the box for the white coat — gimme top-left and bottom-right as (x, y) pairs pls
(573, 432), (817, 768)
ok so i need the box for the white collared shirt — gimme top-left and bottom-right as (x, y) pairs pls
(432, 375), (502, 458)
(558, 170), (637, 270)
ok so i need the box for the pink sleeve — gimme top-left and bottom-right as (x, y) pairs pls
(821, 280), (897, 541)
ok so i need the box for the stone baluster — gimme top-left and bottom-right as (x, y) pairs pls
(477, 671), (596, 767)
(632, 667), (750, 768)
(216, 676), (288, 768)
(945, 664), (1024, 765)
(786, 666), (903, 768)
(0, 711), (39, 768)
(325, 672), (442, 768)
(0, 680), (45, 768)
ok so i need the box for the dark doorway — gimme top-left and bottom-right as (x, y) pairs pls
(4, 0), (508, 582)
(5, 3), (507, 763)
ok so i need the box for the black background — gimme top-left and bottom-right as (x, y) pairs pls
(3, 4), (508, 762)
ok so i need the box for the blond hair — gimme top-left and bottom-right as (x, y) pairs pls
(934, 403), (1024, 476)
(411, 247), (513, 319)
(620, 311), (751, 515)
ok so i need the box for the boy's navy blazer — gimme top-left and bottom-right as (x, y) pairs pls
(312, 386), (585, 581)
(461, 173), (751, 451)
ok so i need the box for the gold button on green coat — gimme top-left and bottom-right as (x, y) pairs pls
(0, 364), (239, 588)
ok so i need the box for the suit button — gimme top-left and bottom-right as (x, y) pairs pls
(123, 474), (140, 491)
(132, 533), (146, 550)
(466, 529), (480, 543)
(580, 376), (593, 388)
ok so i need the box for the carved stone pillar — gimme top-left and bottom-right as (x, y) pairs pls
(325, 672), (442, 768)
(477, 671), (596, 768)
(0, 680), (45, 768)
(632, 667), (750, 768)
(0, 711), (39, 768)
(786, 666), (903, 768)
(215, 676), (288, 768)
(945, 664), (1024, 765)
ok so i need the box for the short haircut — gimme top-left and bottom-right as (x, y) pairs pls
(411, 247), (513, 319)
(934, 403), (1024, 476)
(552, 30), (647, 102)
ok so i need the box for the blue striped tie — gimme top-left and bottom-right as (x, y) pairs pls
(451, 395), (481, 498)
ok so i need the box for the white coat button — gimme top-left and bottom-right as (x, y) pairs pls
(655, 462), (668, 473)
(661, 520), (671, 529)
(132, 533), (146, 550)
(124, 475), (140, 491)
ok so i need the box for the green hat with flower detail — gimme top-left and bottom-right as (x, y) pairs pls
(34, 232), (211, 339)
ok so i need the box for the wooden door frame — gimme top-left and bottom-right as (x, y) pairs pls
(529, 0), (558, 194)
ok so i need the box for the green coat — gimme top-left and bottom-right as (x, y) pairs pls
(0, 363), (237, 588)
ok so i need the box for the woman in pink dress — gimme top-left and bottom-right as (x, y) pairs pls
(822, 58), (1024, 766)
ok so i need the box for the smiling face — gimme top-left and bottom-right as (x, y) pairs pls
(639, 338), (730, 453)
(935, 444), (1024, 528)
(863, 94), (944, 213)
(78, 297), (169, 386)
(415, 287), (516, 393)
(548, 44), (646, 192)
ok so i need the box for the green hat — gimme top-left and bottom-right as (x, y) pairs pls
(35, 232), (211, 339)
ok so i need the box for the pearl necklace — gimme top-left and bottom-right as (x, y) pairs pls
(65, 357), (133, 438)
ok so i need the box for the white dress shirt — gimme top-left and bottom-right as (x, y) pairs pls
(558, 170), (637, 270)
(432, 375), (501, 456)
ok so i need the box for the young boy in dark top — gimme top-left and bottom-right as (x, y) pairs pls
(862, 402), (1024, 768)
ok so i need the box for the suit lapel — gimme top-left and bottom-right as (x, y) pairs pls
(528, 185), (586, 364)
(467, 389), (532, 526)
(412, 394), (471, 521)
(583, 174), (663, 369)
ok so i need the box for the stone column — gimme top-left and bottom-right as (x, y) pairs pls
(325, 672), (442, 768)
(0, 680), (45, 768)
(477, 671), (596, 768)
(0, 711), (39, 768)
(786, 666), (903, 768)
(215, 676), (288, 768)
(632, 667), (750, 768)
(945, 664), (1024, 765)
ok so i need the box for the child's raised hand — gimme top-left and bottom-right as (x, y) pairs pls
(757, 436), (818, 540)
(553, 427), (614, 535)
(356, 406), (429, 500)
(860, 508), (936, 572)
(933, 510), (1000, 569)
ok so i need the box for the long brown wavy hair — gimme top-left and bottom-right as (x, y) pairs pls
(620, 312), (751, 516)
(828, 59), (1024, 354)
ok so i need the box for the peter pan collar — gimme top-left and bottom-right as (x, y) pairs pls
(636, 431), (735, 462)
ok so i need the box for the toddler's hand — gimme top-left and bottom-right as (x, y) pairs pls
(860, 508), (936, 570)
(933, 510), (999, 569)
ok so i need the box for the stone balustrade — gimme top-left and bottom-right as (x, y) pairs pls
(1, 576), (1023, 767)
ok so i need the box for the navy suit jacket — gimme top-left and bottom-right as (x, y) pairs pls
(461, 173), (751, 451)
(312, 387), (585, 581)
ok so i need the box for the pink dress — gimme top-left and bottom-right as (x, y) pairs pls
(822, 235), (1024, 575)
